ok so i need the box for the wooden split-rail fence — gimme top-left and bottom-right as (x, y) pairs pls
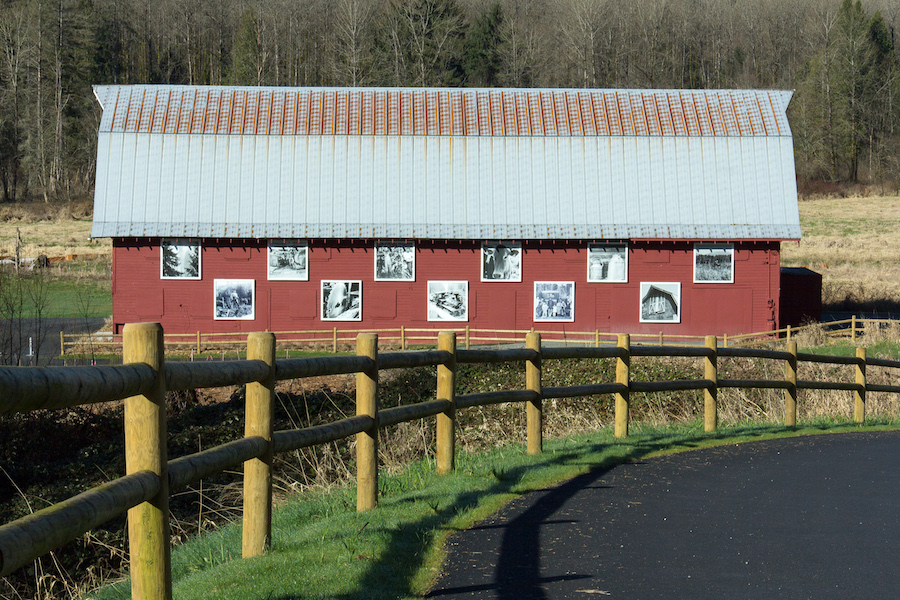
(3, 322), (900, 600)
(58, 316), (890, 357)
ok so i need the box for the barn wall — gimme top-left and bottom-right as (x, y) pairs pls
(112, 238), (780, 338)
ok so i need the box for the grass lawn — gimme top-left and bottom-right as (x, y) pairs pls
(87, 421), (898, 600)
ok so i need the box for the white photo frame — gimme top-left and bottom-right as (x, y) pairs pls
(161, 239), (201, 279)
(693, 243), (734, 283)
(268, 241), (308, 281)
(375, 243), (415, 281)
(427, 281), (469, 322)
(587, 244), (628, 282)
(640, 282), (681, 323)
(481, 242), (522, 282)
(214, 279), (255, 320)
(533, 281), (575, 322)
(321, 280), (362, 321)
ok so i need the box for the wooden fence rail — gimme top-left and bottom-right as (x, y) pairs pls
(58, 316), (900, 358)
(4, 324), (900, 599)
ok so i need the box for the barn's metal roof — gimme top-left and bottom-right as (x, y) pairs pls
(92, 85), (801, 241)
(95, 85), (792, 138)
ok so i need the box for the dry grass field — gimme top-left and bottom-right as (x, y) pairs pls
(780, 195), (900, 313)
(0, 202), (109, 259)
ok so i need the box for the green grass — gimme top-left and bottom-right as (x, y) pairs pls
(4, 260), (112, 319)
(801, 339), (900, 359)
(38, 277), (111, 318)
(87, 421), (898, 600)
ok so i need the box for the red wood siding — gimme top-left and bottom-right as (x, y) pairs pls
(112, 239), (780, 337)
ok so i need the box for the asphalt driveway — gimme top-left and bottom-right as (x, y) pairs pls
(429, 431), (900, 599)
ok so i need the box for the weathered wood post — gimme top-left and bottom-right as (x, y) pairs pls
(436, 332), (457, 474)
(243, 332), (276, 557)
(704, 335), (718, 432)
(855, 346), (866, 424)
(357, 333), (379, 511)
(526, 331), (543, 455)
(615, 334), (630, 438)
(333, 327), (338, 353)
(784, 341), (798, 427)
(851, 316), (857, 341)
(123, 323), (171, 600)
(59, 331), (65, 355)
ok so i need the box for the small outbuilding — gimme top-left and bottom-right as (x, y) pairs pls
(91, 85), (801, 337)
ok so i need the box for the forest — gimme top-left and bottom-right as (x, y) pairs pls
(1, 0), (900, 204)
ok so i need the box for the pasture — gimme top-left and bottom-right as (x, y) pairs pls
(781, 195), (900, 313)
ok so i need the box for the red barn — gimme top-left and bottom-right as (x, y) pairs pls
(91, 86), (800, 337)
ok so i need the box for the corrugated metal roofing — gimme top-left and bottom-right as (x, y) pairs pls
(95, 85), (793, 139)
(91, 85), (801, 241)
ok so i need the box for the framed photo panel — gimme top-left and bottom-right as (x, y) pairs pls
(375, 243), (415, 281)
(640, 282), (681, 323)
(268, 241), (308, 280)
(321, 280), (362, 321)
(693, 243), (734, 283)
(427, 281), (469, 322)
(214, 279), (255, 320)
(534, 281), (575, 322)
(481, 242), (522, 282)
(587, 244), (628, 282)
(161, 239), (201, 279)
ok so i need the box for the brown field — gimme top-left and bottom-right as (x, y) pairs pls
(781, 196), (900, 312)
(0, 201), (110, 260)
(0, 196), (895, 313)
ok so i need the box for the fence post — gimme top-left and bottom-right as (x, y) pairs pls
(123, 323), (171, 600)
(401, 325), (406, 350)
(855, 346), (866, 424)
(595, 330), (599, 348)
(615, 334), (630, 438)
(243, 332), (276, 558)
(851, 315), (857, 341)
(784, 341), (798, 427)
(196, 331), (201, 355)
(59, 331), (65, 355)
(786, 325), (791, 343)
(526, 331), (543, 454)
(465, 326), (470, 350)
(659, 331), (664, 346)
(356, 333), (379, 511)
(333, 327), (338, 353)
(704, 335), (717, 432)
(436, 332), (457, 474)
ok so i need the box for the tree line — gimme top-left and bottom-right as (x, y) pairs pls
(2, 0), (899, 203)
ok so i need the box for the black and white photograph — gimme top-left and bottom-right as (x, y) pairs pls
(375, 243), (415, 281)
(693, 243), (734, 283)
(214, 279), (255, 320)
(587, 244), (628, 282)
(427, 281), (468, 321)
(268, 241), (308, 280)
(161, 239), (201, 279)
(640, 282), (681, 323)
(321, 280), (362, 321)
(482, 242), (522, 281)
(533, 282), (575, 322)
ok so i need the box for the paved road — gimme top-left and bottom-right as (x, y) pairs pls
(430, 431), (900, 599)
(3, 317), (107, 365)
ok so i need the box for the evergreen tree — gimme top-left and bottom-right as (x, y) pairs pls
(374, 0), (467, 87)
(463, 3), (502, 87)
(227, 7), (263, 86)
